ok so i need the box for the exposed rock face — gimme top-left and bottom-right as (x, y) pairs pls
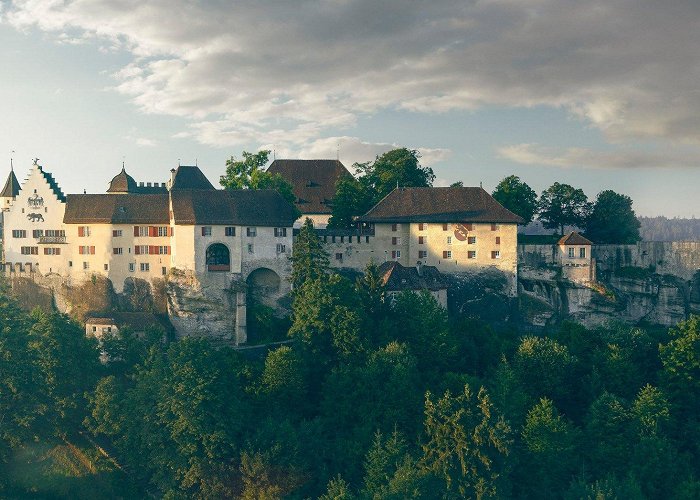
(446, 269), (515, 323)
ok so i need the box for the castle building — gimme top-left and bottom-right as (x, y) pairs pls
(267, 159), (351, 227)
(320, 186), (524, 296)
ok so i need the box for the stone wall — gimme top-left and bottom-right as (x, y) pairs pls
(593, 242), (700, 281)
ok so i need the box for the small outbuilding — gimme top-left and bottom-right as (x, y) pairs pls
(378, 261), (449, 308)
(557, 231), (595, 283)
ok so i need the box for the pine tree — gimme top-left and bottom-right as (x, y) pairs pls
(290, 218), (330, 290)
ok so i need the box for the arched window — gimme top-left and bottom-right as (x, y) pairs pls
(206, 243), (230, 272)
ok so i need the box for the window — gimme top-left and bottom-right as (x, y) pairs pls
(418, 250), (428, 259)
(247, 227), (257, 237)
(391, 223), (400, 231)
(247, 243), (254, 253)
(112, 230), (123, 237)
(44, 248), (61, 255)
(78, 226), (91, 237)
(335, 252), (343, 261)
(134, 245), (149, 255)
(201, 226), (212, 237)
(79, 246), (95, 255)
(129, 263), (135, 272)
(392, 237), (401, 245)
(580, 247), (586, 258)
(491, 223), (499, 231)
(225, 226), (236, 237)
(45, 229), (65, 237)
(83, 261), (90, 270)
(491, 250), (501, 259)
(443, 250), (452, 259)
(113, 247), (123, 255)
(140, 263), (150, 272)
(276, 243), (286, 253)
(274, 227), (287, 237)
(32, 229), (43, 238)
(391, 250), (401, 259)
(157, 226), (168, 237)
(162, 267), (167, 276)
(418, 236), (426, 244)
(134, 226), (148, 237)
(104, 264), (109, 271)
(419, 223), (425, 231)
(468, 236), (477, 244)
(468, 251), (477, 259)
(12, 230), (26, 238)
(447, 236), (452, 245)
(568, 247), (575, 258)
(21, 246), (38, 255)
(69, 261), (73, 267)
(442, 223), (448, 231)
(495, 236), (501, 245)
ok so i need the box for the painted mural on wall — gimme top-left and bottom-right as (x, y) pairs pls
(27, 194), (44, 208)
(27, 213), (45, 222)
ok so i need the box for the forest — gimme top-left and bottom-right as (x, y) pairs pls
(1, 221), (700, 499)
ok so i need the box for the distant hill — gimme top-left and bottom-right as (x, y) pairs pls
(639, 216), (700, 242)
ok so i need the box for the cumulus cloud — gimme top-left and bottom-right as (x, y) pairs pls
(498, 143), (700, 170)
(5, 0), (700, 156)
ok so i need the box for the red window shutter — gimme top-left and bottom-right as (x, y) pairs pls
(391, 251), (396, 258)
(391, 224), (397, 231)
(43, 248), (48, 255)
(201, 227), (206, 236)
(135, 246), (140, 255)
(496, 237), (501, 244)
(391, 237), (397, 245)
(78, 227), (84, 237)
(491, 223), (497, 231)
(169, 227), (174, 237)
(56, 248), (61, 256)
(167, 246), (171, 255)
(90, 246), (95, 255)
(491, 251), (496, 259)
(443, 250), (448, 258)
(134, 226), (140, 237)
(442, 223), (448, 231)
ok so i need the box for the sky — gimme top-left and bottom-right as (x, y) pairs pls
(0, 0), (699, 217)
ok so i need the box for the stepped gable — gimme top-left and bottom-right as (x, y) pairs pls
(360, 186), (525, 224)
(267, 159), (351, 214)
(38, 166), (66, 202)
(63, 194), (169, 224)
(378, 261), (448, 292)
(170, 189), (298, 227)
(0, 170), (21, 198)
(170, 165), (216, 190)
(558, 231), (593, 245)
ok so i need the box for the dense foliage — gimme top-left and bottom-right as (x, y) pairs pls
(328, 148), (434, 228)
(586, 190), (641, 243)
(1, 233), (700, 497)
(537, 182), (591, 234)
(639, 216), (700, 242)
(492, 175), (538, 225)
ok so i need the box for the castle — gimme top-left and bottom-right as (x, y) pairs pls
(1, 160), (525, 343)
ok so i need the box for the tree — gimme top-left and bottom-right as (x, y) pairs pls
(513, 336), (575, 408)
(220, 150), (299, 216)
(519, 398), (580, 496)
(328, 174), (372, 229)
(492, 175), (538, 224)
(586, 190), (641, 243)
(659, 315), (700, 416)
(290, 218), (330, 290)
(420, 385), (512, 498)
(356, 148), (435, 202)
(583, 392), (633, 478)
(537, 182), (591, 234)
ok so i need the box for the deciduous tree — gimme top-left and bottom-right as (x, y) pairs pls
(492, 175), (538, 224)
(538, 182), (591, 234)
(586, 190), (641, 243)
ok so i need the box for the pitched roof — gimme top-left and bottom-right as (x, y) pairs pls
(170, 165), (216, 190)
(558, 231), (593, 246)
(0, 170), (21, 198)
(63, 194), (169, 224)
(170, 189), (298, 226)
(267, 159), (351, 214)
(378, 261), (448, 292)
(107, 167), (138, 193)
(360, 187), (524, 224)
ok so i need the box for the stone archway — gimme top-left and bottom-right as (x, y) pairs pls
(206, 243), (230, 272)
(246, 267), (281, 301)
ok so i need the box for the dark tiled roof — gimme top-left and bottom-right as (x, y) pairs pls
(39, 167), (66, 202)
(63, 194), (169, 224)
(558, 231), (593, 246)
(0, 170), (20, 198)
(378, 261), (448, 292)
(171, 189), (298, 226)
(360, 187), (524, 224)
(170, 165), (216, 190)
(267, 159), (351, 214)
(107, 167), (138, 193)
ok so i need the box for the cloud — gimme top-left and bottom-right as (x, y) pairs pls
(498, 143), (700, 170)
(5, 0), (700, 152)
